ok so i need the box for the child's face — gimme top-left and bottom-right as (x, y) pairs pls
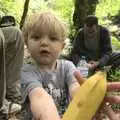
(27, 33), (65, 66)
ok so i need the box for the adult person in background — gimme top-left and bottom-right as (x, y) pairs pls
(0, 15), (24, 119)
(70, 15), (112, 73)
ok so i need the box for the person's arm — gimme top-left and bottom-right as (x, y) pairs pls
(88, 27), (112, 69)
(88, 60), (100, 70)
(99, 27), (112, 67)
(69, 70), (87, 98)
(64, 60), (83, 98)
(29, 87), (61, 120)
(69, 79), (80, 98)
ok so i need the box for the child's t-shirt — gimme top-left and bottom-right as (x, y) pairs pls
(21, 59), (77, 120)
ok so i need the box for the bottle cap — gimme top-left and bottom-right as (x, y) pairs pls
(81, 56), (86, 59)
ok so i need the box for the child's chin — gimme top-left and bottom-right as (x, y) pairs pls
(39, 59), (51, 64)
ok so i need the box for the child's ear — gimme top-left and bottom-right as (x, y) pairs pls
(62, 41), (66, 49)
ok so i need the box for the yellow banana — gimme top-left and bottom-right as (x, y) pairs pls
(62, 71), (107, 120)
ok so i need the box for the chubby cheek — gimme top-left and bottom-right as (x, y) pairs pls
(27, 41), (39, 56)
(52, 50), (60, 59)
(52, 44), (63, 58)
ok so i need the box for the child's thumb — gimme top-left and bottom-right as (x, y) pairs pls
(74, 70), (85, 85)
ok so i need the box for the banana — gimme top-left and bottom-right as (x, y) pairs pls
(62, 71), (107, 120)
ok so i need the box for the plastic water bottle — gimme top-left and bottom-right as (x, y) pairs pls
(77, 56), (88, 77)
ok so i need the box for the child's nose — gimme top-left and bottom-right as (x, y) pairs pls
(40, 37), (49, 45)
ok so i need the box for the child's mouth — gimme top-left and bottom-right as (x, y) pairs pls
(40, 50), (50, 56)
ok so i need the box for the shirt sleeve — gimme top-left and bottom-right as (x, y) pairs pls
(20, 64), (42, 103)
(99, 27), (112, 67)
(64, 60), (78, 89)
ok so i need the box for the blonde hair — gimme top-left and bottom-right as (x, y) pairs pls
(23, 11), (68, 44)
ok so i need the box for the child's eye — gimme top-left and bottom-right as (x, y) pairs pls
(31, 35), (41, 40)
(50, 36), (58, 41)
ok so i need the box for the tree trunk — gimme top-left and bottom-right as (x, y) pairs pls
(20, 0), (30, 29)
(73, 0), (99, 31)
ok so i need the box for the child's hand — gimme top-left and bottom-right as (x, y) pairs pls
(74, 70), (85, 85)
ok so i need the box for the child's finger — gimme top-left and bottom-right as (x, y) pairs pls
(107, 82), (120, 91)
(105, 95), (120, 104)
(104, 105), (119, 120)
(74, 70), (85, 85)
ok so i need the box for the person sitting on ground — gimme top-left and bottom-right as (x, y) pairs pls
(0, 15), (24, 119)
(70, 15), (112, 72)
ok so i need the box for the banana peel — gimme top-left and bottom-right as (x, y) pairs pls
(62, 71), (107, 120)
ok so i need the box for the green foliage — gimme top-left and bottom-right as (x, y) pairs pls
(107, 68), (120, 82)
(96, 0), (120, 24)
(96, 0), (120, 52)
(53, 0), (75, 40)
(112, 36), (120, 51)
(29, 0), (73, 23)
(0, 0), (24, 24)
(53, 0), (73, 21)
(51, 0), (75, 43)
(0, 0), (14, 15)
(29, 0), (48, 13)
